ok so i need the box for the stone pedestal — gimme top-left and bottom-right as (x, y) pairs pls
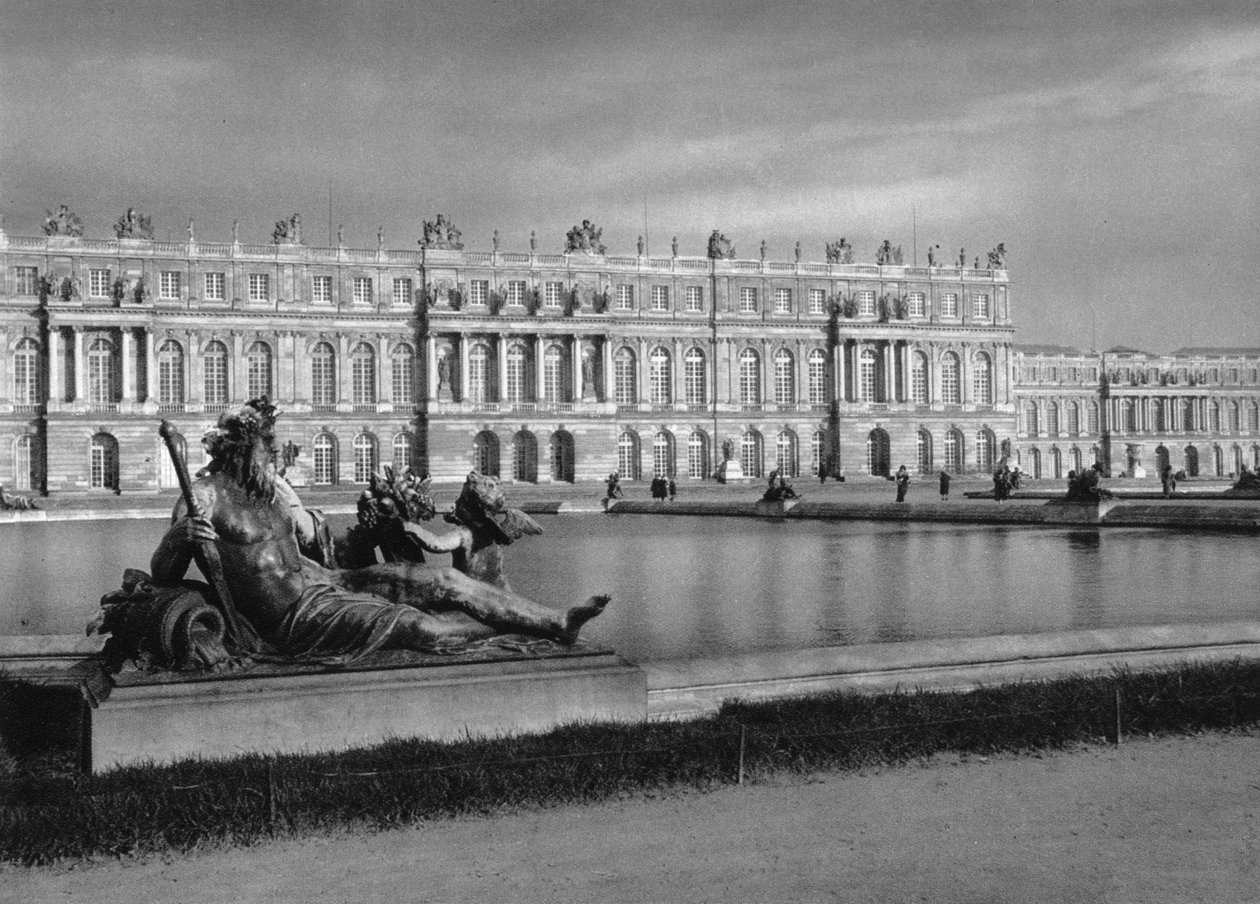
(716, 459), (745, 483)
(86, 650), (646, 773)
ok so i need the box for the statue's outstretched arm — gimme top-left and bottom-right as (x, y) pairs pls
(150, 496), (217, 585)
(401, 521), (466, 554)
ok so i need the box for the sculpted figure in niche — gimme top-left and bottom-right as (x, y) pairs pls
(144, 399), (609, 664)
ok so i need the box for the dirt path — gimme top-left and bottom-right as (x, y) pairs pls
(9, 732), (1259, 904)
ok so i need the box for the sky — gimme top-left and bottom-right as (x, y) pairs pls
(2, 0), (1258, 353)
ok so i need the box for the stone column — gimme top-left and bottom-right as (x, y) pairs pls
(672, 337), (684, 405)
(464, 333), (475, 402)
(144, 329), (157, 403)
(534, 334), (545, 402)
(231, 332), (246, 404)
(73, 327), (86, 402)
(337, 335), (352, 403)
(882, 341), (894, 402)
(901, 342), (912, 403)
(122, 328), (136, 402)
(426, 335), (438, 402)
(760, 341), (771, 406)
(496, 335), (507, 402)
(571, 334), (582, 402)
(834, 338), (846, 403)
(602, 336), (614, 403)
(637, 338), (649, 405)
(188, 331), (204, 404)
(48, 327), (63, 403)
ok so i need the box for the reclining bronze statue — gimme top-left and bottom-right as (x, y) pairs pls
(93, 399), (608, 672)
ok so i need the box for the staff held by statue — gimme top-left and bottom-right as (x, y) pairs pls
(159, 420), (258, 653)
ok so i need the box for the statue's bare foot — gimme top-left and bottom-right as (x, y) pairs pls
(561, 594), (611, 644)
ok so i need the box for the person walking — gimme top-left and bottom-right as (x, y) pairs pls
(938, 469), (951, 501)
(894, 465), (910, 503)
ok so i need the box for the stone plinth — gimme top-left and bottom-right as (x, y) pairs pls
(87, 650), (646, 773)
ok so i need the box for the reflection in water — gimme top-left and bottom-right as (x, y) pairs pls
(2, 515), (1259, 665)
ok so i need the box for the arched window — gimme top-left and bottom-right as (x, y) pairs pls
(941, 352), (961, 405)
(811, 431), (826, 476)
(1184, 445), (1199, 477)
(88, 338), (116, 405)
(350, 342), (377, 406)
(203, 340), (229, 407)
(1122, 399), (1136, 434)
(550, 430), (575, 482)
(468, 343), (490, 403)
(1152, 399), (1166, 433)
(738, 348), (761, 405)
(1208, 401), (1221, 434)
(973, 352), (992, 405)
(1154, 444), (1170, 475)
(89, 433), (119, 491)
(1180, 398), (1196, 432)
(859, 347), (878, 401)
(311, 342), (336, 408)
(513, 430), (538, 482)
(246, 341), (272, 400)
(543, 345), (567, 402)
(1045, 401), (1060, 435)
(688, 431), (710, 479)
(1227, 401), (1240, 434)
(473, 430), (499, 477)
(917, 429), (932, 474)
(1212, 444), (1224, 477)
(617, 431), (641, 480)
(807, 349), (827, 405)
(13, 434), (37, 491)
(652, 431), (674, 477)
(1028, 447), (1042, 479)
(352, 433), (377, 483)
(1248, 402), (1260, 434)
(390, 343), (415, 405)
(1024, 401), (1040, 435)
(684, 347), (707, 406)
(504, 343), (528, 403)
(866, 428), (890, 476)
(392, 432), (413, 472)
(1086, 401), (1100, 434)
(910, 352), (929, 404)
(649, 347), (671, 405)
(613, 348), (636, 405)
(975, 428), (995, 472)
(775, 430), (798, 477)
(13, 338), (40, 406)
(156, 339), (185, 407)
(1070, 446), (1083, 474)
(773, 348), (795, 405)
(1066, 401), (1081, 435)
(312, 432), (337, 485)
(943, 429), (962, 474)
(740, 430), (764, 478)
(157, 430), (185, 489)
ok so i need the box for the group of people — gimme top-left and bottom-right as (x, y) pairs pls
(650, 475), (677, 501)
(991, 464), (1021, 503)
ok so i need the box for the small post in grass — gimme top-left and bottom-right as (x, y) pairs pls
(737, 724), (746, 786)
(1113, 684), (1123, 746)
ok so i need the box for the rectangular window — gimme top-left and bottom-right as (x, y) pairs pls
(940, 293), (958, 318)
(774, 288), (791, 314)
(808, 288), (826, 315)
(907, 292), (926, 317)
(393, 278), (412, 306)
(352, 277), (372, 305)
(615, 284), (634, 310)
(650, 285), (670, 311)
(312, 275), (332, 304)
(15, 266), (38, 296)
(159, 271), (181, 300)
(857, 290), (876, 316)
(204, 272), (225, 301)
(685, 286), (704, 312)
(739, 287), (758, 313)
(89, 269), (111, 297)
(249, 273), (269, 302)
(507, 281), (526, 306)
(469, 280), (489, 306)
(544, 282), (564, 308)
(972, 293), (990, 318)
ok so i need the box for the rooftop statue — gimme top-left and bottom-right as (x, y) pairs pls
(987, 243), (1007, 269)
(824, 238), (853, 264)
(707, 230), (735, 260)
(114, 207), (154, 240)
(272, 213), (303, 245)
(93, 400), (608, 672)
(43, 204), (84, 237)
(565, 219), (606, 255)
(420, 213), (463, 250)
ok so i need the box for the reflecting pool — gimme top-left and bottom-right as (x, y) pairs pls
(3, 514), (1257, 664)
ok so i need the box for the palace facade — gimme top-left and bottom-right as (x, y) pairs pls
(0, 213), (1255, 496)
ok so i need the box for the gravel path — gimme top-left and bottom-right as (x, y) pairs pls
(9, 731), (1259, 903)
